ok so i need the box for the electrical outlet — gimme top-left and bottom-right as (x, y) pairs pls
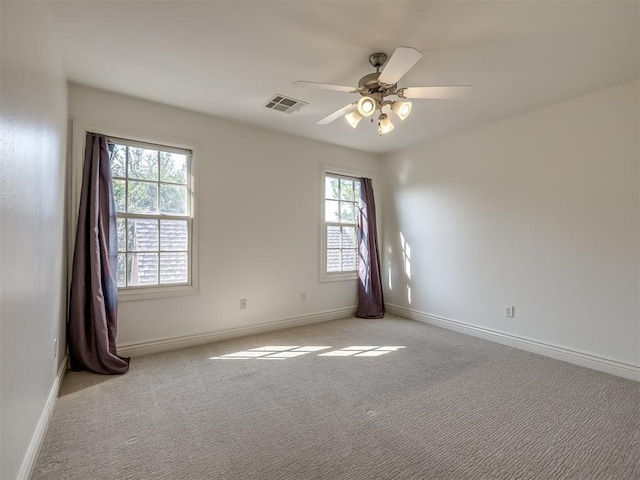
(240, 298), (247, 310)
(505, 306), (515, 318)
(300, 292), (307, 302)
(53, 339), (57, 359)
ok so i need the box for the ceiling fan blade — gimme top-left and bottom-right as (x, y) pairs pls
(293, 81), (356, 93)
(378, 47), (423, 85)
(400, 86), (474, 99)
(317, 103), (356, 125)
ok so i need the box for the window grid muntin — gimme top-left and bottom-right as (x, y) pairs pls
(116, 215), (191, 288)
(324, 173), (360, 275)
(111, 140), (192, 289)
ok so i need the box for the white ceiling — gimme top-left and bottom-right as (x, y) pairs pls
(48, 1), (639, 154)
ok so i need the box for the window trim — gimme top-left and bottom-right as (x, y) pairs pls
(70, 120), (200, 301)
(320, 165), (377, 283)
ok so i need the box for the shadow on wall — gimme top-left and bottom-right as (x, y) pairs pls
(387, 231), (413, 306)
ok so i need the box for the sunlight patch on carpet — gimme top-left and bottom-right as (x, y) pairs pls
(210, 345), (405, 360)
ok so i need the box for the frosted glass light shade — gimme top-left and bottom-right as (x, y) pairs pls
(345, 110), (363, 128)
(378, 113), (394, 135)
(357, 96), (376, 117)
(391, 101), (412, 120)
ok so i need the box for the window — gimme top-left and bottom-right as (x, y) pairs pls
(109, 137), (193, 289)
(322, 172), (361, 281)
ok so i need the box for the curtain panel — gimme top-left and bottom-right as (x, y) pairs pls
(356, 177), (384, 318)
(68, 133), (129, 374)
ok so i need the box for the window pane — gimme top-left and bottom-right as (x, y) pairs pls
(127, 253), (158, 286)
(110, 139), (193, 291)
(160, 220), (188, 251)
(326, 249), (341, 272)
(342, 249), (356, 271)
(113, 179), (126, 213)
(325, 176), (339, 200)
(342, 226), (356, 249)
(340, 179), (354, 201)
(117, 253), (126, 287)
(325, 200), (339, 223)
(354, 181), (361, 202)
(160, 152), (187, 184)
(117, 218), (126, 252)
(127, 219), (158, 251)
(128, 147), (158, 181)
(110, 144), (126, 178)
(160, 184), (187, 215)
(340, 202), (355, 223)
(128, 181), (158, 214)
(160, 252), (188, 284)
(327, 226), (341, 248)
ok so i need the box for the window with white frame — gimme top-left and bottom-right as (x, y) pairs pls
(323, 172), (361, 280)
(109, 137), (193, 289)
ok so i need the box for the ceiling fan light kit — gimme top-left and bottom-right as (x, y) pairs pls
(391, 100), (412, 120)
(377, 113), (394, 135)
(357, 96), (376, 116)
(293, 46), (473, 136)
(345, 110), (363, 128)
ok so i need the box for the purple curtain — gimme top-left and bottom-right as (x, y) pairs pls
(356, 177), (384, 318)
(68, 134), (129, 374)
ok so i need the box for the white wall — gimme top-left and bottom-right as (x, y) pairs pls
(69, 84), (379, 347)
(0, 2), (68, 479)
(383, 81), (639, 366)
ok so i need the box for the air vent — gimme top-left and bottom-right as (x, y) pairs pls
(264, 94), (308, 114)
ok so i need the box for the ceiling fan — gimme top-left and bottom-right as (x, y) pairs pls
(293, 46), (473, 135)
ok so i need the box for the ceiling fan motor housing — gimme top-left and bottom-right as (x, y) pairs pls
(358, 72), (397, 103)
(358, 52), (397, 99)
(358, 72), (383, 90)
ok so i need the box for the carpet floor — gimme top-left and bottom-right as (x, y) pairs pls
(32, 315), (639, 479)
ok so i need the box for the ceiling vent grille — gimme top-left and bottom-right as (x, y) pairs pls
(264, 94), (308, 114)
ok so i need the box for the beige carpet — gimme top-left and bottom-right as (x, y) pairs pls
(32, 315), (639, 479)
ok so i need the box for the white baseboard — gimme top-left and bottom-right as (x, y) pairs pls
(386, 303), (640, 382)
(17, 356), (68, 480)
(118, 307), (357, 357)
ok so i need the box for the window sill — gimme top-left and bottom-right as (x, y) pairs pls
(320, 272), (358, 283)
(118, 284), (199, 302)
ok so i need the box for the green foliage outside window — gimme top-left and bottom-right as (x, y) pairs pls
(111, 144), (188, 215)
